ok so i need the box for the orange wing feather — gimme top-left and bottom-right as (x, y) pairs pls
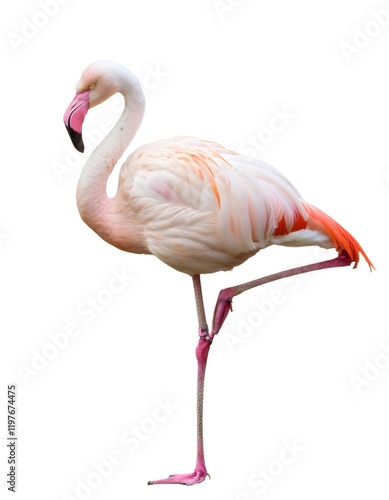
(304, 203), (375, 270)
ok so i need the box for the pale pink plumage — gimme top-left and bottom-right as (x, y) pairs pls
(97, 135), (372, 275)
(63, 60), (373, 487)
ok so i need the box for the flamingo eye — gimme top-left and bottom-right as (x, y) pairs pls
(89, 84), (95, 90)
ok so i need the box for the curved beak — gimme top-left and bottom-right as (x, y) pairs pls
(63, 90), (90, 152)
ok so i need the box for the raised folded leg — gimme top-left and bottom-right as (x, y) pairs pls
(211, 251), (352, 336)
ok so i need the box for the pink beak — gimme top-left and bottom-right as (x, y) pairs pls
(63, 90), (90, 152)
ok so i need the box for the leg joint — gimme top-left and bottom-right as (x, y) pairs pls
(198, 327), (214, 343)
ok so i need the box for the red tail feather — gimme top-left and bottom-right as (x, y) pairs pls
(304, 203), (375, 270)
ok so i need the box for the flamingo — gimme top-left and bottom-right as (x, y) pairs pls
(63, 60), (374, 486)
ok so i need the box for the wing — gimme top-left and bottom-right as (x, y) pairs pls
(115, 137), (309, 274)
(116, 137), (372, 274)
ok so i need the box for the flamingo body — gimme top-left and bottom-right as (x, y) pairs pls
(97, 135), (371, 275)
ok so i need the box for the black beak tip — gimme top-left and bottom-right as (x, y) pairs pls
(65, 124), (85, 153)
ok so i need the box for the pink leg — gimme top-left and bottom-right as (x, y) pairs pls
(211, 251), (353, 336)
(148, 252), (352, 486)
(148, 276), (211, 485)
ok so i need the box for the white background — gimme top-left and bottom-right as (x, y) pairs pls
(1, 1), (388, 499)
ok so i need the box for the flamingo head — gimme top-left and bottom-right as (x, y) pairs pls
(63, 60), (129, 152)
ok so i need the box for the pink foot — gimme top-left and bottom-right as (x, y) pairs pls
(148, 469), (210, 486)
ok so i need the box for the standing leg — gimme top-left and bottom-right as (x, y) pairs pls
(148, 275), (211, 486)
(211, 251), (352, 336)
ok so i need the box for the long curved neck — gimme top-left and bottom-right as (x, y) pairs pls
(76, 80), (145, 242)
